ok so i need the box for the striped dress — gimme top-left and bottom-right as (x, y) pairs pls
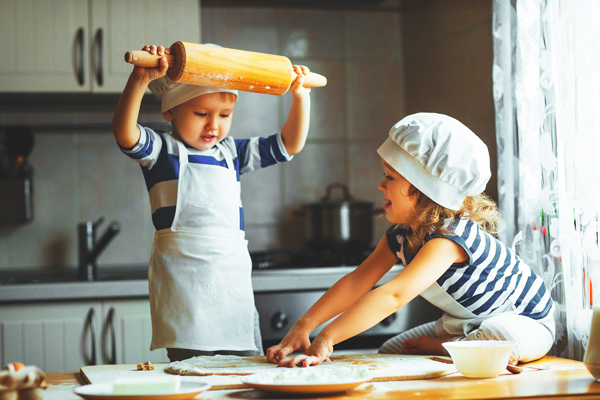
(386, 216), (554, 333)
(120, 125), (292, 232)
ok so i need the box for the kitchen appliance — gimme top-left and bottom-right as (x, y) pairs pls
(251, 249), (443, 351)
(0, 126), (34, 224)
(302, 183), (375, 252)
(124, 42), (327, 95)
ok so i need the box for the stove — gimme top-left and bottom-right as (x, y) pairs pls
(250, 248), (373, 270)
(251, 249), (443, 352)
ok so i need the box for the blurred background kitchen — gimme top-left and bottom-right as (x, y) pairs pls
(0, 0), (499, 370)
(0, 0), (495, 271)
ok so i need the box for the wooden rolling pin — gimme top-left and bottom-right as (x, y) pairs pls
(124, 41), (327, 95)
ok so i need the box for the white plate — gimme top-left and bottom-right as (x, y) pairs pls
(73, 381), (211, 400)
(240, 376), (371, 395)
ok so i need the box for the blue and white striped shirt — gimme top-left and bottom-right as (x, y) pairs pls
(387, 216), (553, 321)
(120, 125), (292, 231)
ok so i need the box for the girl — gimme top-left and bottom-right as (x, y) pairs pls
(266, 113), (555, 367)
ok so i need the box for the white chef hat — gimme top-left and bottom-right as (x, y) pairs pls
(148, 44), (237, 113)
(149, 76), (238, 113)
(377, 113), (491, 210)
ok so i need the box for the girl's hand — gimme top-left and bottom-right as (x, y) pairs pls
(288, 65), (311, 98)
(278, 335), (333, 368)
(266, 323), (312, 363)
(131, 45), (170, 83)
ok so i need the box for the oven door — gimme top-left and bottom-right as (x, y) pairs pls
(255, 290), (443, 353)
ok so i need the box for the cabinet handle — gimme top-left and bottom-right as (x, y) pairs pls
(76, 28), (85, 86)
(95, 28), (104, 86)
(108, 307), (117, 364)
(83, 308), (97, 365)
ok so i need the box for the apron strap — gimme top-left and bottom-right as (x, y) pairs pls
(171, 140), (189, 232)
(215, 142), (235, 170)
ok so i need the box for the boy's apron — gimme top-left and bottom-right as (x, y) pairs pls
(149, 140), (257, 351)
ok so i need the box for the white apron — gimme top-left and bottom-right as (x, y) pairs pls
(149, 140), (257, 351)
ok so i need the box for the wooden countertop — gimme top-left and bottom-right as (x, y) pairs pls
(43, 356), (600, 400)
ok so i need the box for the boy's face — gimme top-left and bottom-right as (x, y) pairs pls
(163, 92), (236, 151)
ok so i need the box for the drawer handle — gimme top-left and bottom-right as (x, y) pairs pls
(95, 28), (104, 86)
(76, 28), (85, 86)
(108, 307), (116, 364)
(83, 307), (97, 365)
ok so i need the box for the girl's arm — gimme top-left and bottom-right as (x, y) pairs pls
(282, 237), (468, 367)
(266, 235), (399, 363)
(112, 45), (170, 149)
(280, 65), (311, 156)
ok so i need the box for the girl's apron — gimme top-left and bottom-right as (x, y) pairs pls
(149, 140), (257, 351)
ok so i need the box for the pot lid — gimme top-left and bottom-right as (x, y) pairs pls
(307, 183), (373, 206)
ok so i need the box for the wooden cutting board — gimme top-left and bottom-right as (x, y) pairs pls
(80, 354), (456, 390)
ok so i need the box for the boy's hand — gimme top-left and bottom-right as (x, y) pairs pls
(288, 65), (311, 98)
(131, 45), (170, 83)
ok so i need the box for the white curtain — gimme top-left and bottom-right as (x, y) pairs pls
(493, 0), (600, 361)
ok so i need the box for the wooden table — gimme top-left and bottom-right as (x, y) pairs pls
(44, 356), (600, 400)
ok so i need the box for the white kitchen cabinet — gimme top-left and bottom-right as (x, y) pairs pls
(0, 298), (168, 372)
(0, 301), (102, 372)
(0, 0), (200, 93)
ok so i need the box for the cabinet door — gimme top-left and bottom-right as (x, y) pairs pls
(101, 299), (169, 365)
(0, 0), (90, 92)
(89, 0), (201, 93)
(0, 302), (102, 372)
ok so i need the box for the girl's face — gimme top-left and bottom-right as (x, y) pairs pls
(378, 159), (418, 226)
(163, 92), (235, 151)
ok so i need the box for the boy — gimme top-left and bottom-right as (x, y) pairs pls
(112, 45), (310, 361)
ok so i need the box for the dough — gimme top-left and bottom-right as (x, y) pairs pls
(165, 355), (273, 376)
(164, 354), (456, 381)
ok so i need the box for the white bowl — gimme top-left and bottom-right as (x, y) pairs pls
(442, 340), (516, 378)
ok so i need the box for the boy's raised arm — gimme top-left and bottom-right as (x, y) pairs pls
(112, 45), (170, 149)
(280, 65), (311, 156)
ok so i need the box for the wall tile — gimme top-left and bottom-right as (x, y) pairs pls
(344, 10), (401, 59)
(281, 60), (346, 141)
(346, 60), (406, 141)
(77, 132), (153, 267)
(245, 224), (285, 252)
(283, 142), (347, 207)
(0, 228), (8, 268)
(349, 141), (390, 248)
(201, 7), (280, 54)
(229, 91), (281, 140)
(279, 9), (343, 60)
(241, 163), (283, 225)
(28, 134), (78, 231)
(8, 227), (75, 269)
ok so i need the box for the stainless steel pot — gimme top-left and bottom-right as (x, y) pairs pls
(303, 183), (374, 251)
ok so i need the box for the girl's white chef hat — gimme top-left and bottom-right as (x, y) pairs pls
(377, 113), (491, 210)
(149, 75), (238, 113)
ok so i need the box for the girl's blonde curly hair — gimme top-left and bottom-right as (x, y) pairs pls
(399, 186), (503, 255)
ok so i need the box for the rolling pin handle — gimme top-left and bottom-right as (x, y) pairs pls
(124, 50), (176, 68)
(297, 72), (327, 88)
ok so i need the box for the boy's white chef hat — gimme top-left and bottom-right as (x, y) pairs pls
(148, 44), (237, 113)
(149, 76), (238, 113)
(377, 113), (491, 210)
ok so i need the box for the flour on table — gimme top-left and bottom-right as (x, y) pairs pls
(242, 366), (372, 385)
